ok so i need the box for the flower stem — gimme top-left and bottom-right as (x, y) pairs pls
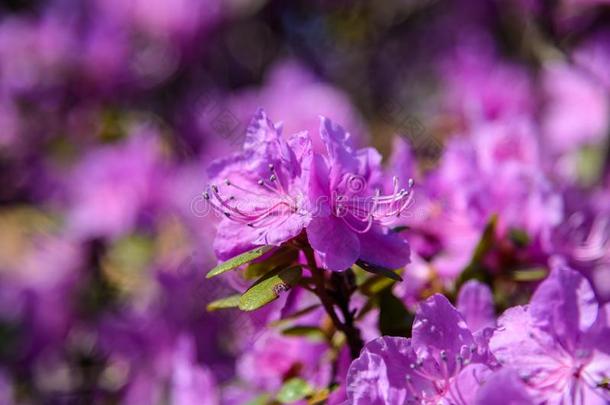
(302, 247), (364, 359)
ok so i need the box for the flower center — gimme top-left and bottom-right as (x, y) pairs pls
(334, 175), (414, 233)
(204, 164), (299, 228)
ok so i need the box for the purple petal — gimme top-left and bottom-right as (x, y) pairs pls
(213, 219), (261, 261)
(489, 306), (561, 388)
(412, 294), (475, 356)
(357, 226), (411, 269)
(530, 264), (599, 349)
(306, 215), (360, 271)
(457, 280), (496, 332)
(475, 369), (534, 405)
(346, 337), (421, 405)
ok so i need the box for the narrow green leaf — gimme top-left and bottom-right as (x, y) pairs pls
(238, 266), (302, 311)
(356, 260), (403, 281)
(455, 215), (497, 291)
(276, 378), (314, 404)
(244, 394), (271, 405)
(206, 294), (241, 311)
(509, 228), (530, 248)
(245, 246), (298, 280)
(512, 268), (548, 282)
(281, 325), (326, 341)
(206, 245), (273, 278)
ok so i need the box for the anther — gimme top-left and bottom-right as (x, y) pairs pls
(257, 179), (265, 186)
(268, 163), (274, 171)
(440, 350), (447, 361)
(224, 179), (231, 186)
(203, 192), (210, 200)
(211, 184), (219, 193)
(270, 174), (277, 182)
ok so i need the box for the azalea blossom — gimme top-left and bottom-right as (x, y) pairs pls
(346, 294), (495, 404)
(490, 265), (610, 404)
(205, 109), (312, 260)
(306, 117), (413, 271)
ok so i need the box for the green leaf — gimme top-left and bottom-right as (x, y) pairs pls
(206, 294), (241, 311)
(239, 266), (302, 311)
(245, 246), (299, 280)
(378, 287), (413, 337)
(206, 245), (274, 279)
(244, 394), (271, 405)
(281, 325), (326, 341)
(276, 378), (314, 403)
(455, 215), (497, 291)
(356, 260), (403, 281)
(512, 267), (548, 282)
(509, 228), (530, 248)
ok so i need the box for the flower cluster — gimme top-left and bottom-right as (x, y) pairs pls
(205, 109), (414, 271)
(0, 0), (610, 404)
(347, 266), (610, 404)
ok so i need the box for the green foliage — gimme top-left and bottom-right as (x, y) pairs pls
(206, 245), (274, 278)
(378, 287), (413, 337)
(356, 259), (403, 281)
(239, 266), (303, 311)
(206, 294), (241, 311)
(276, 378), (314, 403)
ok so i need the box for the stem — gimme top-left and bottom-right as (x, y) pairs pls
(302, 247), (364, 360)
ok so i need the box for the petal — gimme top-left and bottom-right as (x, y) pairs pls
(346, 337), (424, 405)
(446, 364), (494, 404)
(412, 294), (475, 356)
(213, 219), (261, 261)
(457, 280), (496, 332)
(489, 306), (563, 388)
(530, 264), (599, 348)
(306, 215), (360, 271)
(319, 116), (359, 182)
(475, 369), (534, 405)
(357, 226), (411, 269)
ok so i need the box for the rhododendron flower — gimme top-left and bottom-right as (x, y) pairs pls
(490, 265), (610, 404)
(306, 117), (413, 271)
(206, 109), (312, 260)
(346, 294), (495, 404)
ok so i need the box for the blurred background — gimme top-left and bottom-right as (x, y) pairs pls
(0, 0), (609, 403)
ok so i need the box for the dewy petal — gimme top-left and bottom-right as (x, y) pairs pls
(412, 294), (475, 356)
(357, 225), (410, 269)
(306, 215), (360, 271)
(346, 337), (425, 405)
(474, 369), (535, 405)
(457, 280), (496, 332)
(530, 264), (599, 350)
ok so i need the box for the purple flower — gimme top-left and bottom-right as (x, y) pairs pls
(306, 117), (413, 271)
(490, 265), (610, 404)
(474, 369), (534, 404)
(236, 330), (328, 392)
(347, 294), (495, 404)
(206, 109), (312, 260)
(457, 280), (496, 333)
(68, 130), (163, 240)
(541, 62), (609, 156)
(549, 188), (610, 302)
